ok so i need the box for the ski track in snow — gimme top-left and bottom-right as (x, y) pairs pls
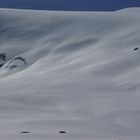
(0, 8), (140, 140)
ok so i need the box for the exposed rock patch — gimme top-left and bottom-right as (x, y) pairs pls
(5, 56), (27, 70)
(133, 47), (139, 51)
(59, 131), (67, 134)
(0, 53), (6, 61)
(14, 57), (26, 64)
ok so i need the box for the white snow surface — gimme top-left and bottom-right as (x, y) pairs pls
(0, 8), (140, 140)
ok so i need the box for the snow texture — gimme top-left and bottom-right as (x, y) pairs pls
(0, 8), (140, 140)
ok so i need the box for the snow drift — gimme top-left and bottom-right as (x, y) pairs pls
(0, 8), (140, 140)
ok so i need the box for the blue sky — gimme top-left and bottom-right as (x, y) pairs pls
(0, 0), (140, 11)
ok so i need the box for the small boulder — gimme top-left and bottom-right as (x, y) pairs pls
(21, 131), (30, 134)
(133, 47), (139, 51)
(0, 63), (4, 67)
(59, 131), (67, 134)
(0, 53), (6, 61)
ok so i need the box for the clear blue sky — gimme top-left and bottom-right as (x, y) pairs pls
(0, 0), (140, 11)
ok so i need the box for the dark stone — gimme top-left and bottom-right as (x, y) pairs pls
(133, 48), (139, 51)
(14, 57), (26, 64)
(0, 53), (6, 61)
(59, 131), (67, 134)
(0, 63), (4, 67)
(21, 131), (30, 134)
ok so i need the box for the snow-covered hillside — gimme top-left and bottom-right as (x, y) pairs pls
(0, 8), (140, 140)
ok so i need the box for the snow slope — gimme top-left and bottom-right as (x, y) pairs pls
(0, 8), (140, 140)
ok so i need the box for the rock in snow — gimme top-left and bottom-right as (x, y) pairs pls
(0, 8), (140, 140)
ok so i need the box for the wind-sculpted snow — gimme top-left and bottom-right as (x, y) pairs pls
(0, 8), (140, 140)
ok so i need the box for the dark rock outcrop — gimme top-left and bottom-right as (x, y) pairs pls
(14, 57), (26, 64)
(133, 47), (139, 51)
(21, 131), (30, 134)
(0, 53), (6, 61)
(59, 131), (67, 134)
(0, 63), (4, 68)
